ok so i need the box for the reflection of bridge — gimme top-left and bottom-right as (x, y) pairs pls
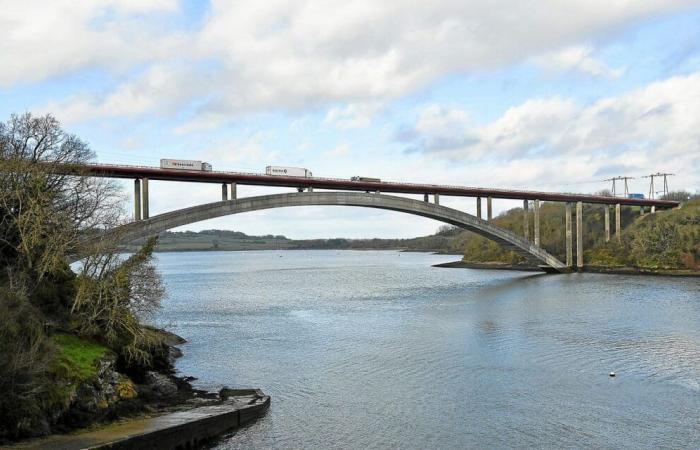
(62, 163), (680, 272)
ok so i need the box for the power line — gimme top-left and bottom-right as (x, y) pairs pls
(603, 176), (635, 197)
(641, 173), (674, 199)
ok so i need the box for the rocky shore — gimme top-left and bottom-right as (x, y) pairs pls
(5, 328), (207, 444)
(434, 260), (700, 277)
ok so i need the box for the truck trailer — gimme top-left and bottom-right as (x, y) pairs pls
(160, 159), (212, 171)
(351, 176), (381, 182)
(265, 166), (313, 177)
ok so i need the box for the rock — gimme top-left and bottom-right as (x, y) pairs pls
(144, 371), (178, 398)
(167, 346), (183, 365)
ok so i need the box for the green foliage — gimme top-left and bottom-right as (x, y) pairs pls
(73, 236), (165, 367)
(51, 334), (109, 382)
(588, 197), (700, 270)
(0, 288), (56, 442)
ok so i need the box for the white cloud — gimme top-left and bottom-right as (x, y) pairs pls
(400, 72), (700, 191)
(0, 0), (182, 87)
(535, 45), (625, 78)
(13, 0), (698, 121)
(323, 102), (382, 129)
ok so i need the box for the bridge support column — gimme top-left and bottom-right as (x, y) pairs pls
(534, 199), (540, 246)
(487, 197), (492, 221)
(221, 183), (228, 201)
(523, 200), (529, 240)
(615, 203), (621, 243)
(651, 205), (656, 214)
(142, 178), (149, 219)
(133, 179), (142, 221)
(476, 197), (482, 219)
(576, 201), (583, 270)
(424, 193), (429, 202)
(230, 183), (237, 200)
(640, 206), (644, 216)
(604, 205), (610, 242)
(308, 186), (314, 193)
(565, 202), (573, 267)
(434, 193), (439, 205)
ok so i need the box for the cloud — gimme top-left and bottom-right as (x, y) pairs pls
(0, 0), (183, 87)
(15, 0), (699, 122)
(398, 72), (700, 190)
(535, 45), (625, 78)
(323, 102), (382, 129)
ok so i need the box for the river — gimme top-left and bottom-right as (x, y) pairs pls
(153, 250), (700, 449)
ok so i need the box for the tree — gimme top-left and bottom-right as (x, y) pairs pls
(0, 113), (122, 305)
(72, 237), (165, 367)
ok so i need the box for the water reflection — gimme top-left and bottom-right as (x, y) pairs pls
(153, 250), (700, 449)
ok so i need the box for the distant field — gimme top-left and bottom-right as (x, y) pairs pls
(121, 229), (460, 254)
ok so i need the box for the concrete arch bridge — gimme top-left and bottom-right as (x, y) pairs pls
(86, 192), (568, 272)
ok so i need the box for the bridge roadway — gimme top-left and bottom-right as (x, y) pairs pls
(81, 192), (569, 272)
(61, 163), (679, 208)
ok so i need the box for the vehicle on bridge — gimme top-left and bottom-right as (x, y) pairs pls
(351, 176), (381, 182)
(628, 193), (645, 199)
(266, 166), (313, 177)
(160, 159), (212, 171)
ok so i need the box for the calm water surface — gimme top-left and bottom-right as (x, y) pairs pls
(153, 250), (700, 449)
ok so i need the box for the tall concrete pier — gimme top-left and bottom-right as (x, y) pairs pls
(576, 201), (583, 270)
(565, 202), (573, 267)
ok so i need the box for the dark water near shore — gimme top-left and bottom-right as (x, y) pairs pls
(154, 250), (700, 449)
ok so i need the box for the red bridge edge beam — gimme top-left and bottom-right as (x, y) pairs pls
(55, 163), (680, 209)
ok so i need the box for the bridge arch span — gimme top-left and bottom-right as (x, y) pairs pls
(96, 192), (567, 271)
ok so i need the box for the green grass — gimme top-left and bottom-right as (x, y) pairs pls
(51, 334), (110, 382)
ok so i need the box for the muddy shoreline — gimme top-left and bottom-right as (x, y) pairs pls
(434, 260), (700, 277)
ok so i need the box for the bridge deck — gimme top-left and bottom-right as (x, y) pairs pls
(58, 163), (679, 208)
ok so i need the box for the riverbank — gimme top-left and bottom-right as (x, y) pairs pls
(434, 260), (700, 277)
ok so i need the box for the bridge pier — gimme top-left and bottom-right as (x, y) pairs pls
(221, 183), (228, 201)
(230, 183), (237, 200)
(565, 202), (573, 267)
(487, 197), (492, 221)
(534, 199), (540, 246)
(142, 178), (149, 219)
(434, 193), (439, 205)
(476, 197), (482, 219)
(134, 179), (142, 221)
(424, 193), (429, 202)
(576, 201), (583, 270)
(604, 205), (610, 242)
(523, 200), (529, 240)
(615, 203), (621, 242)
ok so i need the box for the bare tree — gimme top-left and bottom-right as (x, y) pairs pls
(0, 113), (123, 291)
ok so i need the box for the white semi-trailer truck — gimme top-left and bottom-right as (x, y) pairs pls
(265, 166), (313, 177)
(160, 159), (212, 171)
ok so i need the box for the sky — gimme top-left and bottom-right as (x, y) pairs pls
(2, 0), (700, 239)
